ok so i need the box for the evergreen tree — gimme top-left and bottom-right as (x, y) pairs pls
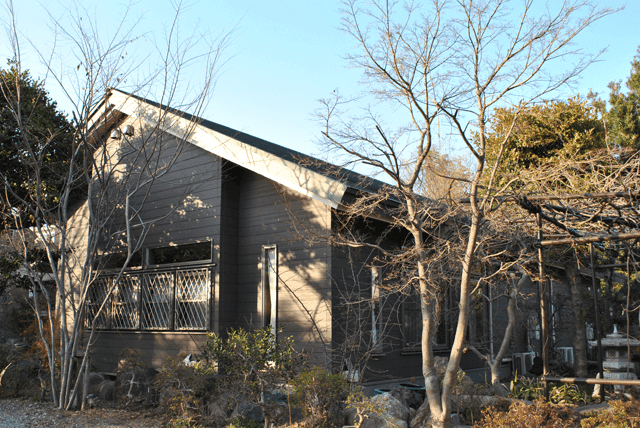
(484, 97), (605, 189)
(607, 48), (640, 149)
(0, 64), (76, 231)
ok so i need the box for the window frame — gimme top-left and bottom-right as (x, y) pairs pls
(88, 241), (214, 332)
(371, 266), (384, 354)
(401, 289), (450, 353)
(262, 245), (278, 337)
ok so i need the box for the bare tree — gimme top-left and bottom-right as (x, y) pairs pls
(0, 0), (232, 410)
(318, 1), (614, 426)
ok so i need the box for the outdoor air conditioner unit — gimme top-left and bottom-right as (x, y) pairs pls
(512, 352), (536, 375)
(557, 347), (574, 365)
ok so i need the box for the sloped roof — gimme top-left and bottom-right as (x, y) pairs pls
(93, 89), (388, 208)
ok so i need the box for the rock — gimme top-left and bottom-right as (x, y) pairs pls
(575, 402), (610, 415)
(97, 380), (115, 401)
(362, 414), (408, 428)
(434, 357), (448, 380)
(87, 372), (105, 395)
(372, 392), (411, 421)
(241, 403), (264, 423)
(389, 386), (415, 409)
(344, 406), (358, 426)
(208, 398), (229, 420)
(360, 392), (411, 428)
(410, 401), (431, 428)
(86, 394), (98, 408)
(453, 372), (477, 396)
(450, 413), (461, 425)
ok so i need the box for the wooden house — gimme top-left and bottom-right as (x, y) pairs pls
(74, 89), (583, 383)
(66, 89), (441, 381)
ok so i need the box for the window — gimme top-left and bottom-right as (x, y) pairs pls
(371, 267), (383, 353)
(86, 275), (111, 329)
(262, 245), (278, 336)
(402, 292), (422, 351)
(402, 290), (449, 351)
(147, 242), (212, 266)
(112, 274), (140, 329)
(99, 251), (142, 270)
(88, 241), (213, 331)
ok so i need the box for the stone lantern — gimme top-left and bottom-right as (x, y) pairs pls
(590, 325), (640, 392)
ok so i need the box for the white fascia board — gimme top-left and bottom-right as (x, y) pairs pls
(108, 90), (348, 208)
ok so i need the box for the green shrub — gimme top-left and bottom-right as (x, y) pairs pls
(0, 342), (43, 400)
(226, 416), (262, 428)
(509, 376), (594, 406)
(476, 399), (579, 428)
(581, 399), (640, 428)
(199, 326), (306, 428)
(291, 366), (350, 426)
(155, 353), (212, 426)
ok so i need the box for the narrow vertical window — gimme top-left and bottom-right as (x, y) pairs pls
(371, 267), (383, 353)
(262, 245), (278, 336)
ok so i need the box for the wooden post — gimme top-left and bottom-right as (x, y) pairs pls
(537, 213), (550, 399)
(589, 243), (604, 402)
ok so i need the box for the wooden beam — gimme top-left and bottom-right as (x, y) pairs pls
(542, 376), (640, 386)
(460, 190), (640, 204)
(538, 231), (640, 246)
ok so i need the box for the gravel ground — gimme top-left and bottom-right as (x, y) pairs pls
(0, 399), (168, 428)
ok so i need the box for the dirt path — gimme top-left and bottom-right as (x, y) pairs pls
(0, 399), (167, 428)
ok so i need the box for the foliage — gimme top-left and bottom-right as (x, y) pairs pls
(0, 0), (232, 410)
(115, 348), (149, 376)
(581, 399), (640, 428)
(200, 326), (305, 388)
(316, 1), (614, 425)
(344, 389), (391, 428)
(484, 97), (605, 189)
(606, 47), (640, 149)
(509, 377), (545, 402)
(22, 312), (60, 373)
(0, 64), (77, 230)
(199, 326), (306, 427)
(0, 250), (25, 297)
(509, 377), (594, 406)
(291, 365), (351, 426)
(476, 399), (579, 428)
(226, 417), (262, 428)
(154, 353), (210, 427)
(0, 342), (44, 400)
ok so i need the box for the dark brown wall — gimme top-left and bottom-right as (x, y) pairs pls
(234, 167), (332, 361)
(91, 331), (208, 371)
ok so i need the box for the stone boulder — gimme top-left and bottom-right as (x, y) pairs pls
(97, 380), (115, 401)
(361, 392), (411, 428)
(410, 401), (431, 428)
(87, 372), (105, 396)
(434, 356), (448, 380)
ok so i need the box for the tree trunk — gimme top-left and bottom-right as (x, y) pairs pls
(565, 261), (588, 377)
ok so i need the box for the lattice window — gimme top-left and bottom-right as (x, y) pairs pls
(112, 274), (140, 329)
(92, 253), (212, 331)
(87, 276), (111, 329)
(141, 271), (173, 329)
(175, 268), (210, 330)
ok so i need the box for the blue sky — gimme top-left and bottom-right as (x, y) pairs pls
(2, 0), (638, 162)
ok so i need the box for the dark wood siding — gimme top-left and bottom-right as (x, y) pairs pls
(330, 215), (429, 381)
(234, 167), (332, 361)
(91, 331), (208, 371)
(90, 126), (224, 370)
